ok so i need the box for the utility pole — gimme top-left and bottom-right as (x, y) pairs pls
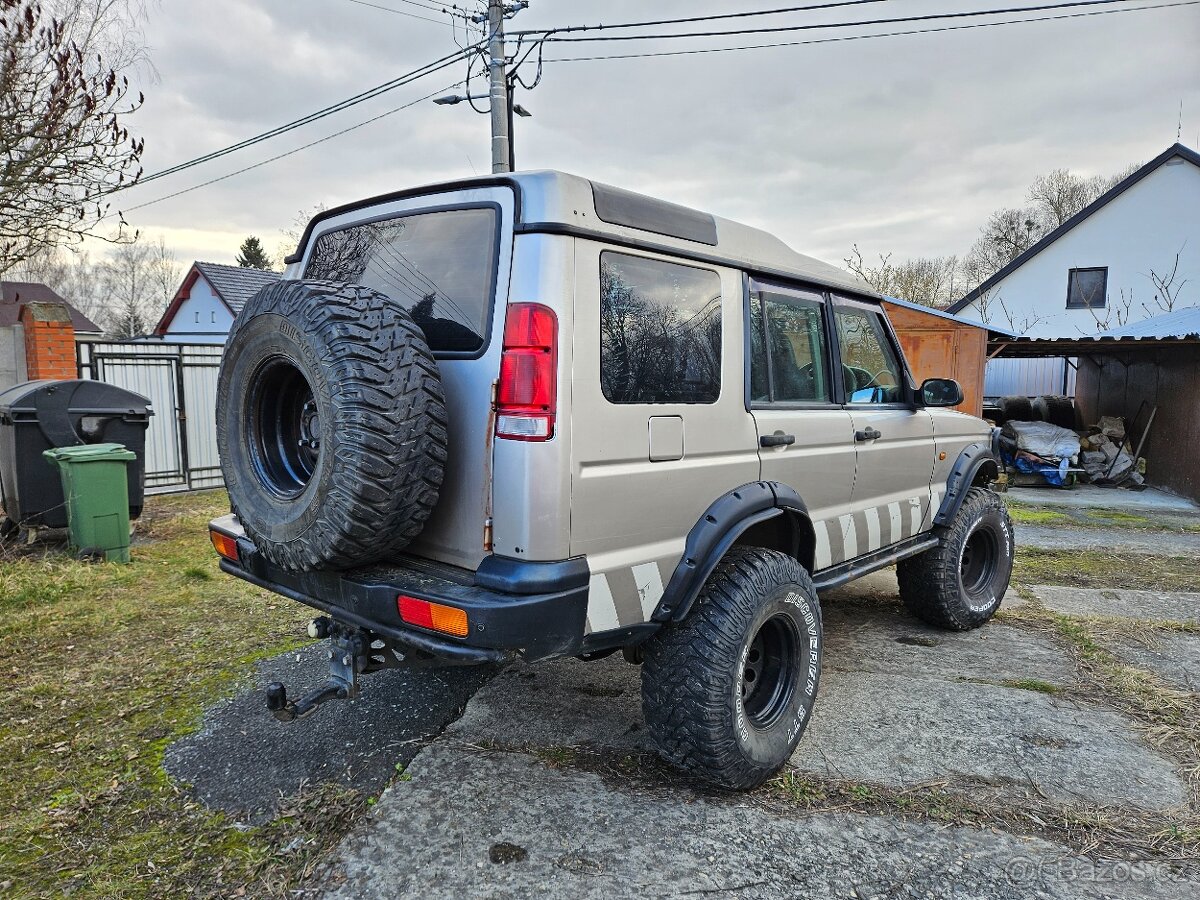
(487, 0), (510, 173)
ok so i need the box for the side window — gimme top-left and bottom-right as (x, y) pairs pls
(833, 306), (904, 404)
(600, 252), (721, 404)
(748, 289), (830, 404)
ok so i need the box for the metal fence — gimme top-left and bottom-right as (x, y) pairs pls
(984, 356), (1077, 399)
(77, 341), (224, 493)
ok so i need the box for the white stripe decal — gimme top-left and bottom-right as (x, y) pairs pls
(864, 506), (882, 552)
(587, 574), (620, 633)
(930, 488), (942, 524)
(909, 497), (922, 537)
(814, 519), (832, 570)
(888, 502), (903, 544)
(632, 561), (666, 619)
(839, 514), (858, 561)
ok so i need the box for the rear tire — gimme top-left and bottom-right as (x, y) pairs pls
(641, 547), (822, 791)
(897, 487), (1014, 630)
(217, 279), (448, 571)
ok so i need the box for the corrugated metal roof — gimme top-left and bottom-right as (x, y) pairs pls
(1099, 307), (1200, 339)
(194, 262), (280, 312)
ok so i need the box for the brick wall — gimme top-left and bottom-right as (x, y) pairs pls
(20, 301), (77, 381)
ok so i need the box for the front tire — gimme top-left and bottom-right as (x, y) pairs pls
(641, 547), (822, 791)
(897, 487), (1014, 630)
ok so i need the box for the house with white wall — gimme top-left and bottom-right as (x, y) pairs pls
(153, 262), (280, 344)
(948, 143), (1200, 397)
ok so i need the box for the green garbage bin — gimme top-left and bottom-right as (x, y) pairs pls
(42, 443), (137, 563)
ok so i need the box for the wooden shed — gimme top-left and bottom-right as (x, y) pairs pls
(882, 297), (1005, 417)
(987, 310), (1200, 502)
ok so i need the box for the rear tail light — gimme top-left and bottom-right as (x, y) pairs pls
(398, 595), (469, 638)
(495, 303), (557, 441)
(210, 530), (239, 563)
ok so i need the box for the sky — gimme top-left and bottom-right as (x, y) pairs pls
(109, 0), (1200, 275)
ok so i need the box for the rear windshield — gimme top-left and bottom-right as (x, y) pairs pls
(304, 206), (498, 354)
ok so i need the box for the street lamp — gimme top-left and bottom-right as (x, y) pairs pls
(433, 92), (532, 171)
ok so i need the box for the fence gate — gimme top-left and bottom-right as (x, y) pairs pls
(77, 342), (225, 493)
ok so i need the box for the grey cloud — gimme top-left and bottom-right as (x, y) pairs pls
(119, 0), (1200, 267)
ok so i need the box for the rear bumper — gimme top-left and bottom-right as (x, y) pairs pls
(210, 515), (589, 664)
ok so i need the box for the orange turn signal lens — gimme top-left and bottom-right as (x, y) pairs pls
(397, 595), (469, 638)
(210, 530), (239, 563)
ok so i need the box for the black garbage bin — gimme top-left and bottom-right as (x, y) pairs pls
(0, 379), (152, 529)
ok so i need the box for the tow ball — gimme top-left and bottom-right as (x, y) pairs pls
(265, 617), (395, 723)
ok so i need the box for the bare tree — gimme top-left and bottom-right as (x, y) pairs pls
(1142, 246), (1191, 316)
(844, 245), (961, 308)
(97, 234), (177, 338)
(1025, 166), (1136, 231)
(0, 0), (146, 274)
(5, 243), (104, 321)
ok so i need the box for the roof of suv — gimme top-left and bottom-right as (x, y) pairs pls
(288, 169), (876, 299)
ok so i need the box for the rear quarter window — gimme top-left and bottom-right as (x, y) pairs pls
(599, 252), (722, 404)
(304, 206), (498, 354)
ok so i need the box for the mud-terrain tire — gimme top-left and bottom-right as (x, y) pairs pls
(1033, 394), (1076, 429)
(217, 279), (447, 571)
(997, 395), (1034, 424)
(641, 547), (822, 791)
(897, 487), (1013, 630)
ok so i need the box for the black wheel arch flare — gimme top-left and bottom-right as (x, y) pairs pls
(934, 438), (1002, 528)
(652, 481), (815, 624)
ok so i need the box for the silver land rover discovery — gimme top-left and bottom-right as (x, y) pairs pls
(210, 170), (1013, 790)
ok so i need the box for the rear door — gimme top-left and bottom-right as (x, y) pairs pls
(569, 243), (759, 630)
(299, 186), (515, 570)
(831, 296), (936, 550)
(747, 281), (856, 571)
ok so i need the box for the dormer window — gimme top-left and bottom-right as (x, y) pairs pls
(1066, 267), (1107, 309)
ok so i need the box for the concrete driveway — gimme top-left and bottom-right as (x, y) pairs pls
(167, 510), (1200, 899)
(305, 568), (1198, 899)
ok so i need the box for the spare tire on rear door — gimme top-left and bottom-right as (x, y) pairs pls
(216, 279), (448, 571)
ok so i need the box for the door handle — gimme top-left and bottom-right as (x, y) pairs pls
(855, 428), (882, 442)
(760, 433), (796, 448)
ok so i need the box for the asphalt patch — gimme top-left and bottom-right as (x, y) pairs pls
(164, 644), (495, 822)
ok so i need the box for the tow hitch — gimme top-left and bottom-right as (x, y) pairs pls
(266, 617), (405, 723)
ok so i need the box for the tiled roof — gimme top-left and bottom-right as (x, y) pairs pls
(194, 262), (280, 312)
(0, 280), (103, 332)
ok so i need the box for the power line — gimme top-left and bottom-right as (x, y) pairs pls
(531, 0), (1146, 42)
(340, 0), (452, 25)
(107, 82), (464, 219)
(543, 0), (1194, 61)
(116, 45), (480, 193)
(341, 0), (474, 23)
(513, 0), (892, 36)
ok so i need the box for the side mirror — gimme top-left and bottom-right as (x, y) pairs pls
(921, 378), (963, 407)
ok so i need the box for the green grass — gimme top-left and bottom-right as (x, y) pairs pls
(0, 491), (345, 899)
(1005, 505), (1073, 526)
(1082, 510), (1154, 528)
(1013, 548), (1200, 593)
(1001, 678), (1062, 695)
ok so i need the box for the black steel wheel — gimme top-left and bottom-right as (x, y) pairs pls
(898, 487), (1014, 630)
(642, 547), (823, 791)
